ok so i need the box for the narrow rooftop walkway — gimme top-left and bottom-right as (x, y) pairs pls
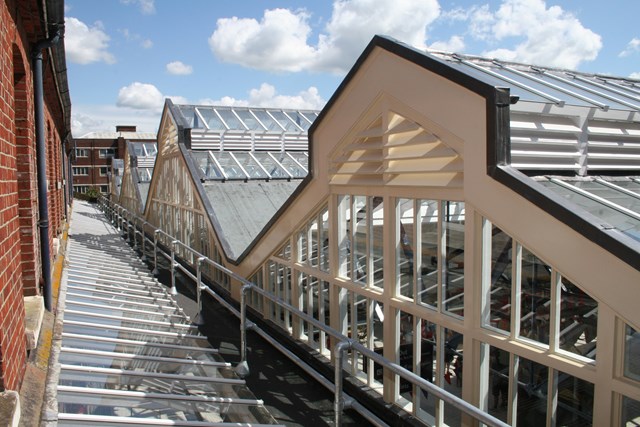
(47, 200), (281, 426)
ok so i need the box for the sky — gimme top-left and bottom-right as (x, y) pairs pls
(64, 0), (640, 137)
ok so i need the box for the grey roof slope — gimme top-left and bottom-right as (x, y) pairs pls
(201, 180), (303, 260)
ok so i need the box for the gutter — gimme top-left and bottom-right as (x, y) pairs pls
(32, 28), (61, 311)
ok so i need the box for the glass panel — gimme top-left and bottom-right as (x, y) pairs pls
(232, 152), (269, 179)
(60, 335), (217, 359)
(338, 195), (351, 279)
(252, 110), (283, 132)
(519, 248), (551, 346)
(622, 395), (640, 427)
(353, 196), (368, 285)
(319, 207), (330, 273)
(177, 105), (196, 128)
(300, 111), (318, 123)
(443, 201), (465, 317)
(284, 111), (312, 130)
(555, 369), (594, 426)
(274, 152), (307, 177)
(57, 391), (256, 421)
(132, 143), (144, 157)
(558, 276), (597, 360)
(415, 319), (439, 424)
(442, 328), (464, 426)
(270, 110), (301, 132)
(59, 351), (232, 378)
(276, 241), (291, 260)
(541, 181), (640, 242)
(235, 109), (266, 131)
(612, 180), (640, 195)
(309, 216), (319, 267)
(298, 228), (308, 264)
(371, 197), (385, 289)
(489, 224), (513, 333)
(215, 108), (244, 130)
(624, 325), (640, 382)
(419, 200), (439, 308)
(212, 152), (246, 179)
(63, 323), (206, 347)
(196, 107), (226, 130)
(397, 199), (415, 299)
(143, 142), (157, 156)
(572, 181), (640, 215)
(488, 346), (509, 422)
(252, 153), (288, 178)
(191, 152), (223, 179)
(516, 356), (548, 426)
(288, 152), (309, 170)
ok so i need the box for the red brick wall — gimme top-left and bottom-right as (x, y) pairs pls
(0, 0), (28, 391)
(0, 0), (68, 392)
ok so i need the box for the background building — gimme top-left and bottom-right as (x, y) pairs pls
(0, 0), (71, 421)
(72, 125), (155, 195)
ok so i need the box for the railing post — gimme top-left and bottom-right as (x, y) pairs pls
(152, 230), (160, 276)
(193, 257), (206, 325)
(334, 340), (354, 427)
(235, 284), (252, 379)
(170, 240), (178, 296)
(140, 219), (147, 261)
(132, 214), (138, 249)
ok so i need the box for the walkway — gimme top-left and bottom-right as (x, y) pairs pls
(47, 200), (281, 426)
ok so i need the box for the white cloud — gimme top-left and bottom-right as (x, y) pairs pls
(209, 0), (441, 75)
(209, 8), (317, 72)
(120, 0), (155, 15)
(72, 105), (160, 136)
(620, 38), (640, 58)
(166, 61), (193, 75)
(199, 83), (326, 110)
(119, 28), (153, 49)
(429, 35), (465, 52)
(468, 0), (601, 69)
(65, 17), (116, 65)
(630, 72), (640, 80)
(116, 82), (165, 111)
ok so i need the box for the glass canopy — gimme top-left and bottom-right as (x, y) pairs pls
(191, 150), (309, 181)
(177, 105), (319, 133)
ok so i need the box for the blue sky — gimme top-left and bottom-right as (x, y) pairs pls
(65, 0), (640, 137)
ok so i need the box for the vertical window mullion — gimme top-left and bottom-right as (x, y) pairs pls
(437, 201), (444, 312)
(550, 269), (561, 352)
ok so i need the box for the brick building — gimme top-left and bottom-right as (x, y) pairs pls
(72, 125), (156, 195)
(0, 0), (71, 418)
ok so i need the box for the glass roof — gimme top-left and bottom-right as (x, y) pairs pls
(192, 150), (308, 181)
(433, 52), (640, 111)
(177, 105), (317, 133)
(539, 177), (640, 241)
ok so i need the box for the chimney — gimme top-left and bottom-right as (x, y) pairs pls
(116, 125), (137, 132)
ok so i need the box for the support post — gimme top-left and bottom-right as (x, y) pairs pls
(334, 340), (354, 427)
(193, 257), (206, 325)
(152, 230), (160, 275)
(170, 240), (178, 296)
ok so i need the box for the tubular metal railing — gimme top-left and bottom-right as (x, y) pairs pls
(97, 196), (509, 427)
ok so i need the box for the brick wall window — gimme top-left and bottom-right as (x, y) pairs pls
(100, 185), (109, 193)
(99, 148), (115, 158)
(72, 166), (89, 176)
(74, 185), (89, 194)
(99, 166), (108, 176)
(75, 148), (88, 157)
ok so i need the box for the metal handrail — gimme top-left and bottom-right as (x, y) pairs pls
(97, 196), (509, 427)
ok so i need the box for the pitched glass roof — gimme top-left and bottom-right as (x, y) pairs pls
(538, 177), (640, 241)
(176, 105), (318, 133)
(431, 52), (640, 111)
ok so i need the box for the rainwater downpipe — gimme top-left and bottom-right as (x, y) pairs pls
(32, 30), (61, 311)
